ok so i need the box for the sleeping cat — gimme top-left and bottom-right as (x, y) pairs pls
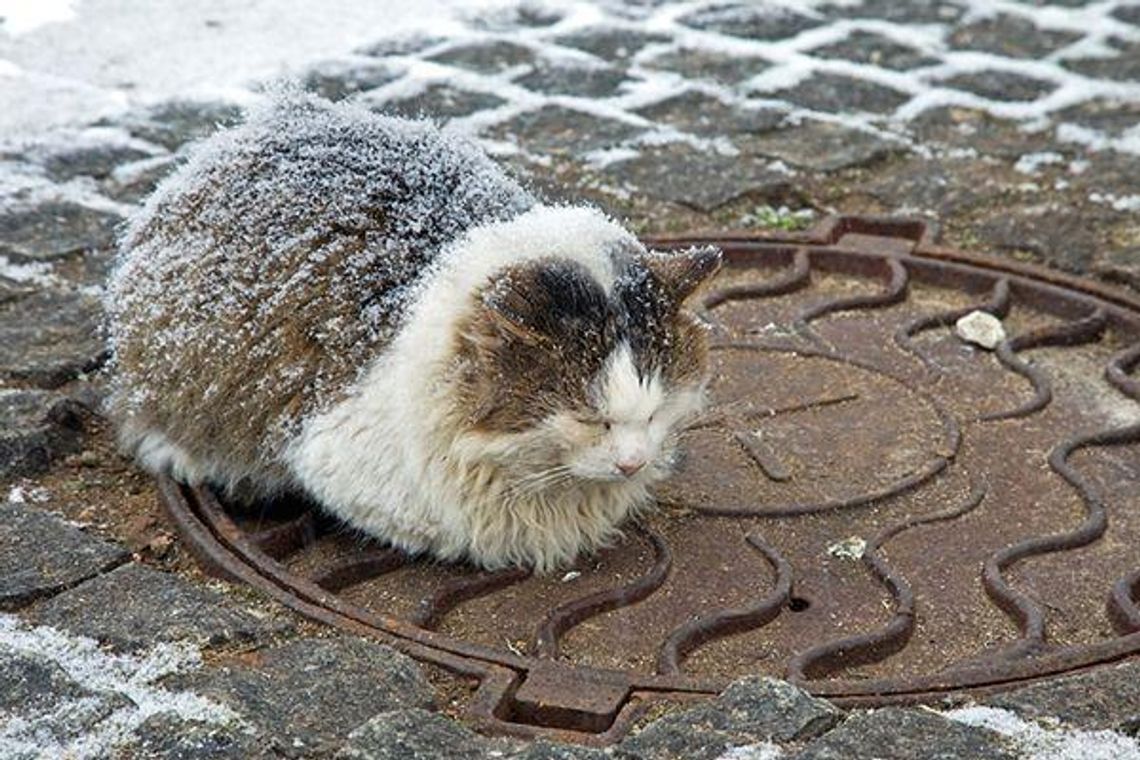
(106, 90), (721, 571)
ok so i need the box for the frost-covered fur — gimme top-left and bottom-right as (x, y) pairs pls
(108, 91), (719, 571)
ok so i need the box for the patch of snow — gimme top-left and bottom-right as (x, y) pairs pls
(0, 255), (56, 286)
(0, 613), (243, 760)
(0, 0), (78, 35)
(945, 706), (1140, 760)
(1015, 151), (1064, 175)
(5, 484), (52, 504)
(717, 742), (785, 760)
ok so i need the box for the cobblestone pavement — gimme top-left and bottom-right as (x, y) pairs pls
(2, 0), (1140, 757)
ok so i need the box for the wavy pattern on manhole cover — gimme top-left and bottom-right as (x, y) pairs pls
(158, 216), (1140, 745)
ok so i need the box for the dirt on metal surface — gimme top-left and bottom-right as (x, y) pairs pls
(159, 216), (1140, 744)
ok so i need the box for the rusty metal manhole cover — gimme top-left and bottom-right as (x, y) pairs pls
(159, 216), (1140, 744)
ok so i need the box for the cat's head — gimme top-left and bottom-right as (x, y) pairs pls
(455, 244), (721, 488)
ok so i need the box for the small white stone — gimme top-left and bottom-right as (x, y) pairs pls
(561, 571), (581, 583)
(955, 311), (1006, 350)
(827, 536), (866, 560)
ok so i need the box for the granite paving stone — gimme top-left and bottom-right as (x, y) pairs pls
(1062, 38), (1140, 82)
(358, 34), (445, 58)
(110, 99), (243, 151)
(862, 158), (989, 217)
(129, 714), (261, 760)
(183, 636), (435, 757)
(978, 203), (1108, 272)
(31, 562), (291, 652)
(553, 28), (670, 61)
(948, 14), (1082, 58)
(104, 154), (181, 204)
(617, 677), (839, 759)
(0, 646), (98, 712)
(511, 740), (610, 759)
(377, 84), (506, 121)
(1115, 5), (1140, 25)
(817, 0), (965, 24)
(0, 502), (128, 610)
(338, 708), (509, 759)
(679, 5), (823, 40)
(40, 143), (157, 183)
(490, 105), (643, 156)
(427, 40), (537, 74)
(302, 60), (404, 102)
(470, 4), (562, 32)
(635, 92), (785, 137)
(907, 106), (1057, 159)
(514, 62), (632, 98)
(938, 70), (1056, 103)
(807, 31), (938, 71)
(0, 201), (121, 262)
(0, 392), (88, 480)
(603, 143), (798, 212)
(789, 708), (1019, 760)
(0, 289), (106, 388)
(1055, 98), (1140, 136)
(640, 48), (771, 86)
(979, 660), (1140, 734)
(739, 120), (904, 172)
(764, 72), (910, 115)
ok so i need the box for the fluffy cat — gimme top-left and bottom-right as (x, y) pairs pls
(106, 91), (721, 571)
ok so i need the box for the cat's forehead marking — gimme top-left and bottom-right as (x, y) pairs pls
(598, 342), (663, 421)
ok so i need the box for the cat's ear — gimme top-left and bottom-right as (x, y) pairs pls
(480, 274), (549, 345)
(640, 245), (723, 303)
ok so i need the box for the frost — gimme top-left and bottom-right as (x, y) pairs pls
(1089, 192), (1140, 213)
(945, 706), (1140, 760)
(0, 256), (56, 287)
(0, 613), (242, 760)
(716, 743), (784, 760)
(1015, 151), (1064, 175)
(5, 484), (52, 504)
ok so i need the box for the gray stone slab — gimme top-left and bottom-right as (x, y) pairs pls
(949, 15), (1081, 58)
(130, 713), (263, 759)
(0, 502), (127, 609)
(1115, 5), (1140, 24)
(302, 60), (404, 102)
(979, 204), (1107, 273)
(358, 34), (445, 58)
(1063, 38), (1140, 83)
(790, 708), (1018, 760)
(553, 28), (670, 61)
(0, 289), (106, 387)
(764, 72), (910, 115)
(512, 740), (609, 759)
(1055, 98), (1140, 135)
(470, 4), (562, 32)
(980, 660), (1140, 733)
(0, 201), (121, 262)
(604, 143), (796, 211)
(680, 5), (823, 40)
(490, 105), (642, 156)
(618, 677), (839, 759)
(818, 0), (965, 24)
(515, 63), (632, 98)
(377, 84), (506, 121)
(104, 154), (180, 204)
(939, 70), (1056, 103)
(32, 563), (290, 651)
(0, 647), (94, 712)
(908, 106), (1055, 159)
(635, 92), (784, 136)
(42, 143), (156, 182)
(740, 120), (903, 171)
(641, 48), (770, 86)
(0, 391), (87, 479)
(427, 41), (536, 74)
(184, 637), (435, 756)
(808, 31), (938, 71)
(339, 708), (506, 759)
(863, 158), (987, 216)
(110, 99), (244, 151)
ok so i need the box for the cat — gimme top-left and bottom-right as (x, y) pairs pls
(105, 90), (721, 571)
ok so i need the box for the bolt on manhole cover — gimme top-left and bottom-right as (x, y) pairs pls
(159, 216), (1140, 744)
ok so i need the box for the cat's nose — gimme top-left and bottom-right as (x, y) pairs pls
(616, 458), (646, 477)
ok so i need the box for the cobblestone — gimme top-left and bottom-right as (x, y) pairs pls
(31, 563), (291, 652)
(0, 501), (127, 610)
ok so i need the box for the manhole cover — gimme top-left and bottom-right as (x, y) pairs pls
(159, 216), (1140, 744)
